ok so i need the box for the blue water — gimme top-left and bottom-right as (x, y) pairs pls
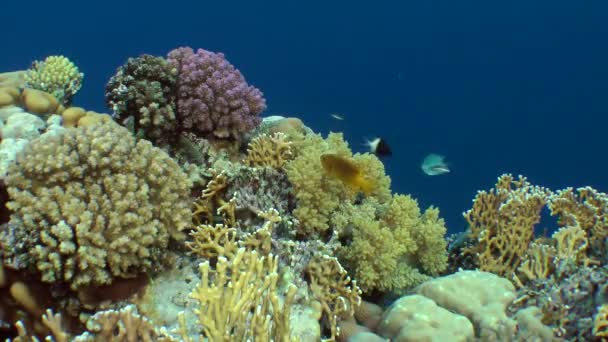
(5, 0), (608, 234)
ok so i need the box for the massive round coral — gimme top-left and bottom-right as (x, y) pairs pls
(168, 47), (266, 139)
(105, 54), (178, 144)
(4, 122), (192, 290)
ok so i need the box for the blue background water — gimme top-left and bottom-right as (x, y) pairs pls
(4, 0), (607, 234)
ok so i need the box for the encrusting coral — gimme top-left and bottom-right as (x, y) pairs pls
(3, 121), (192, 290)
(24, 55), (83, 106)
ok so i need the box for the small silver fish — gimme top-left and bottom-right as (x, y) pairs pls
(330, 113), (344, 120)
(421, 153), (450, 176)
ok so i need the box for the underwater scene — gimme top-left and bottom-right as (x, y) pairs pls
(1, 0), (608, 341)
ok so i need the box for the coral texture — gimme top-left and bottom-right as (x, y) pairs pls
(24, 56), (83, 106)
(4, 122), (191, 290)
(105, 55), (178, 143)
(464, 174), (549, 277)
(338, 195), (448, 293)
(167, 47), (266, 139)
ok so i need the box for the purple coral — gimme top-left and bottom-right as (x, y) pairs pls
(168, 47), (266, 139)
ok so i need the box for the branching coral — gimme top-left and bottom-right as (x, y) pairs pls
(4, 122), (192, 290)
(105, 55), (178, 143)
(179, 248), (297, 342)
(167, 47), (266, 140)
(464, 174), (549, 278)
(25, 55), (83, 106)
(245, 132), (293, 168)
(338, 195), (448, 293)
(548, 187), (608, 255)
(306, 254), (361, 341)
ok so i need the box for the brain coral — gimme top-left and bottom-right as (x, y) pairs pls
(4, 122), (192, 290)
(105, 55), (178, 144)
(167, 47), (266, 139)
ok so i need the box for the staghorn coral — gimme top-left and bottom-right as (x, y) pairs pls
(338, 195), (448, 293)
(4, 121), (192, 290)
(285, 131), (390, 238)
(179, 247), (297, 342)
(24, 56), (83, 106)
(105, 55), (178, 144)
(168, 47), (266, 140)
(464, 174), (549, 278)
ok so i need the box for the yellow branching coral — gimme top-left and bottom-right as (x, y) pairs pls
(188, 208), (282, 261)
(5, 122), (192, 290)
(515, 242), (556, 285)
(285, 131), (390, 237)
(180, 248), (297, 342)
(24, 55), (83, 105)
(548, 187), (608, 251)
(552, 225), (589, 264)
(464, 174), (549, 277)
(246, 132), (293, 168)
(192, 170), (236, 226)
(306, 254), (362, 341)
(338, 195), (447, 293)
(186, 224), (239, 260)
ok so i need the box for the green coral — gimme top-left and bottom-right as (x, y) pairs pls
(284, 131), (390, 238)
(24, 55), (83, 105)
(338, 195), (448, 293)
(4, 122), (192, 290)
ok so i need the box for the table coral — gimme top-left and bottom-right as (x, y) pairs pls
(4, 121), (192, 290)
(168, 47), (266, 140)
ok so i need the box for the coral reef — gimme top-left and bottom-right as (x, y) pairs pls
(3, 48), (607, 341)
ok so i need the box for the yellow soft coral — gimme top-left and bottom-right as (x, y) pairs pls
(338, 195), (447, 293)
(24, 55), (83, 105)
(285, 131), (390, 238)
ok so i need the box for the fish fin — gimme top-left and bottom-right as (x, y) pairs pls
(355, 175), (376, 195)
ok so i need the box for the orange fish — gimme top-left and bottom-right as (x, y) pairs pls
(320, 153), (375, 194)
